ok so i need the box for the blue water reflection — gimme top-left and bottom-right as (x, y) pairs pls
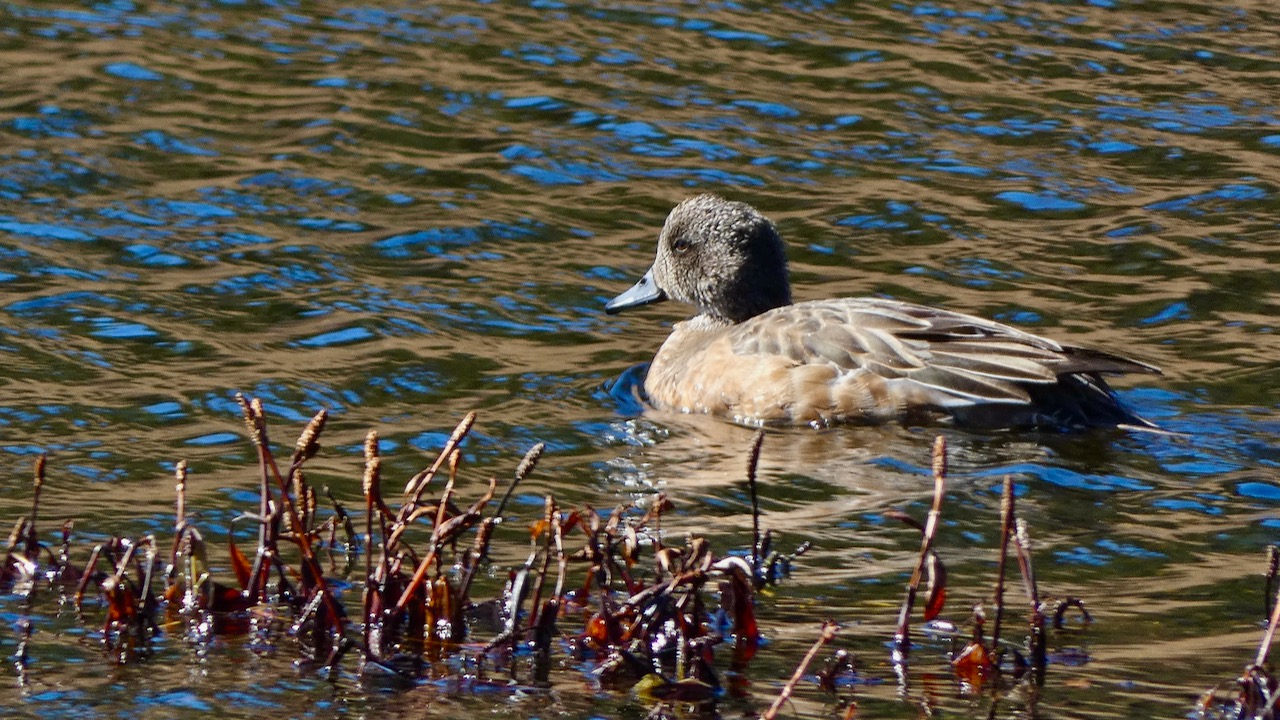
(0, 0), (1276, 715)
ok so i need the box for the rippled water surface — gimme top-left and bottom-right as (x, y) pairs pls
(1, 0), (1279, 717)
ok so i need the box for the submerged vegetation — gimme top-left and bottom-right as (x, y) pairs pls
(1198, 546), (1280, 720)
(1, 397), (1275, 718)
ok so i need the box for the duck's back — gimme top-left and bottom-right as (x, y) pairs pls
(643, 296), (1160, 430)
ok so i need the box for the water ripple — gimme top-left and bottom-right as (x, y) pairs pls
(0, 0), (1276, 715)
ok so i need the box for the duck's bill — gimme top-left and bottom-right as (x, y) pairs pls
(605, 269), (667, 314)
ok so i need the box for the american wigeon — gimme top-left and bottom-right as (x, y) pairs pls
(605, 194), (1163, 431)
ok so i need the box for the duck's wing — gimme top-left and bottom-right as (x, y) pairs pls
(729, 297), (1160, 412)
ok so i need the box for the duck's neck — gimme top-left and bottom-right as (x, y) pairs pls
(682, 313), (734, 331)
(709, 289), (792, 324)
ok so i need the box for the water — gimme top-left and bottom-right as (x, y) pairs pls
(0, 0), (1278, 717)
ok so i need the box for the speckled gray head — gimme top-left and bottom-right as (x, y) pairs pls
(605, 195), (792, 323)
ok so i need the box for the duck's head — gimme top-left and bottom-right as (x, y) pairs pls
(605, 194), (792, 323)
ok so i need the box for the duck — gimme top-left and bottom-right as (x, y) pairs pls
(604, 194), (1163, 432)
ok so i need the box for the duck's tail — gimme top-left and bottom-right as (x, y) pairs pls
(1027, 371), (1177, 434)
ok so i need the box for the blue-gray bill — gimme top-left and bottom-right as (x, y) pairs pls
(604, 269), (666, 314)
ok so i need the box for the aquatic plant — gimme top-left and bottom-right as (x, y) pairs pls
(6, 397), (1242, 718)
(6, 397), (800, 708)
(1198, 545), (1280, 720)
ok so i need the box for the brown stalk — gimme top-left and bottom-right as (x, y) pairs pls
(363, 434), (395, 523)
(1255, 570), (1280, 667)
(433, 448), (461, 533)
(528, 495), (558, 630)
(291, 469), (311, 535)
(134, 535), (160, 623)
(1265, 546), (1279, 622)
(403, 411), (476, 503)
(12, 458), (45, 687)
(393, 476), (496, 614)
(73, 543), (106, 609)
(761, 620), (839, 720)
(989, 475), (1015, 659)
(622, 567), (707, 613)
(488, 550), (537, 655)
(603, 506), (640, 593)
(893, 435), (948, 658)
(495, 442), (545, 519)
(1013, 518), (1040, 607)
(321, 486), (356, 550)
(290, 409), (327, 468)
(244, 504), (277, 602)
(238, 396), (275, 602)
(551, 506), (568, 602)
(381, 414), (477, 563)
(1009, 512), (1057, 685)
(455, 518), (496, 609)
(25, 454), (45, 556)
(746, 429), (765, 582)
(360, 431), (394, 659)
(283, 410), (326, 535)
(173, 460), (188, 531)
(581, 505), (610, 592)
(235, 395), (346, 638)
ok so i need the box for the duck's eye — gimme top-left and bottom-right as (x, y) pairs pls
(672, 238), (691, 254)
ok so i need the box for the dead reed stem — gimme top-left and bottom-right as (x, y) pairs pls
(746, 429), (765, 580)
(893, 435), (948, 658)
(1255, 572), (1280, 667)
(761, 621), (839, 720)
(989, 475), (1015, 659)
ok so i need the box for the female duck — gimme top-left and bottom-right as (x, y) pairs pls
(605, 194), (1162, 431)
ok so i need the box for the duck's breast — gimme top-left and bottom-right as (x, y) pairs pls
(643, 322), (811, 424)
(644, 309), (913, 426)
